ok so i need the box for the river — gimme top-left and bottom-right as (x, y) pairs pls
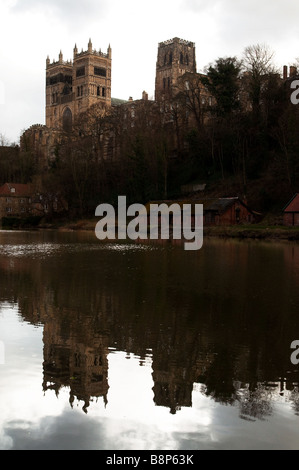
(0, 229), (299, 450)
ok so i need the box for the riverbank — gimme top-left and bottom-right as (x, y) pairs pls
(203, 224), (299, 240)
(36, 218), (299, 241)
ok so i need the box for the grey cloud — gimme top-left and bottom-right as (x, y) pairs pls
(11, 0), (109, 26)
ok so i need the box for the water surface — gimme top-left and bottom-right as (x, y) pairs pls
(0, 230), (299, 450)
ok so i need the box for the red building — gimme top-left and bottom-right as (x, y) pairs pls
(0, 183), (33, 219)
(145, 197), (257, 227)
(199, 197), (256, 226)
(283, 194), (299, 226)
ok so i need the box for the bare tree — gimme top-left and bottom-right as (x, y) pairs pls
(242, 43), (278, 116)
(243, 43), (276, 77)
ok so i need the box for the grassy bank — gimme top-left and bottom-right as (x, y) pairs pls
(203, 224), (299, 240)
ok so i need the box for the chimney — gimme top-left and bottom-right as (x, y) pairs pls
(142, 91), (148, 100)
(283, 65), (288, 80)
(290, 66), (297, 77)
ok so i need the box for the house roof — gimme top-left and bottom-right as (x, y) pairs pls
(145, 197), (255, 214)
(198, 197), (240, 213)
(0, 183), (33, 197)
(283, 193), (299, 212)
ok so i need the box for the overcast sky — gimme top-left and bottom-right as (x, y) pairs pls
(1, 0), (299, 143)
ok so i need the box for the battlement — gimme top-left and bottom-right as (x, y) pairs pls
(159, 37), (194, 48)
(46, 40), (111, 69)
(47, 59), (72, 69)
(74, 49), (109, 59)
(27, 124), (48, 130)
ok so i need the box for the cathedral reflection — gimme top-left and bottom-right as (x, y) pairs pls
(1, 236), (299, 418)
(42, 319), (109, 413)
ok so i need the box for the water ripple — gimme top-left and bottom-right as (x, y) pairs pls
(0, 241), (158, 259)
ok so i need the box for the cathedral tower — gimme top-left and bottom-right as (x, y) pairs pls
(155, 37), (196, 101)
(46, 40), (112, 131)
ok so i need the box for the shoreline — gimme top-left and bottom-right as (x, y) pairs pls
(2, 216), (299, 241)
(36, 219), (299, 242)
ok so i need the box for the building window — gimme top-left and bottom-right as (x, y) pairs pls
(52, 92), (58, 104)
(10, 188), (15, 193)
(62, 107), (72, 133)
(94, 67), (106, 77)
(163, 78), (166, 89)
(102, 87), (106, 97)
(76, 66), (85, 77)
(180, 52), (184, 64)
(97, 86), (100, 96)
(168, 52), (172, 65)
(186, 54), (189, 65)
(6, 207), (12, 213)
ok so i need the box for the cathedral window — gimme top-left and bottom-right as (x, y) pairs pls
(62, 107), (72, 133)
(186, 54), (189, 65)
(94, 67), (106, 77)
(76, 66), (85, 77)
(62, 84), (71, 95)
(180, 52), (184, 64)
(97, 86), (100, 96)
(169, 52), (172, 64)
(102, 87), (106, 97)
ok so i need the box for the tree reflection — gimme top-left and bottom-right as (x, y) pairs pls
(0, 234), (299, 418)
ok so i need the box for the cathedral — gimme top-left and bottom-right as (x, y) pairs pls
(21, 37), (203, 164)
(45, 36), (198, 131)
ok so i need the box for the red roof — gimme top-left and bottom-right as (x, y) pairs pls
(0, 183), (33, 197)
(284, 193), (299, 212)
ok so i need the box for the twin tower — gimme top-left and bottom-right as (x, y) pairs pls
(46, 37), (196, 131)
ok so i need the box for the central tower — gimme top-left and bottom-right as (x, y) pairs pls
(155, 37), (196, 102)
